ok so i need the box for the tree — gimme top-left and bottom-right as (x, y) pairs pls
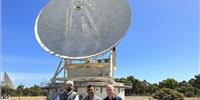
(127, 76), (140, 95)
(16, 84), (25, 97)
(176, 81), (195, 97)
(1, 86), (15, 99)
(189, 74), (200, 96)
(189, 74), (200, 88)
(29, 85), (45, 96)
(147, 83), (159, 95)
(23, 88), (31, 96)
(159, 78), (179, 89)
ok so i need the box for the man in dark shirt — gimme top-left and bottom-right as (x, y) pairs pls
(82, 84), (102, 100)
(103, 84), (122, 100)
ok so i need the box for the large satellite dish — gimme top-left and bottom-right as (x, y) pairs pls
(35, 0), (131, 59)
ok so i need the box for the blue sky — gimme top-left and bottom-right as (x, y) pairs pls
(1, 0), (199, 87)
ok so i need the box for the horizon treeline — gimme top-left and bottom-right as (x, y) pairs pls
(115, 74), (200, 97)
(1, 74), (200, 97)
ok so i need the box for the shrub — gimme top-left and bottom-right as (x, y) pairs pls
(184, 91), (194, 97)
(153, 88), (184, 100)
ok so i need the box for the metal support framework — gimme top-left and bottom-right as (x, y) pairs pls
(51, 59), (64, 83)
(110, 47), (116, 78)
(51, 47), (117, 83)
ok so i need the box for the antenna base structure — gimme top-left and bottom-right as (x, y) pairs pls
(42, 48), (130, 99)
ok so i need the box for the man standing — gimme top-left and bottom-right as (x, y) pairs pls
(82, 85), (102, 100)
(103, 84), (122, 100)
(58, 80), (79, 100)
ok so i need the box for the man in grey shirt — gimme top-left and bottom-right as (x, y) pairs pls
(82, 85), (102, 100)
